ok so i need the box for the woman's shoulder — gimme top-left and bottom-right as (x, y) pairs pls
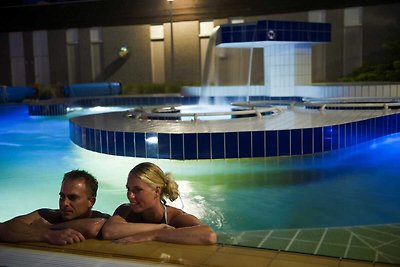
(166, 205), (202, 227)
(113, 203), (131, 216)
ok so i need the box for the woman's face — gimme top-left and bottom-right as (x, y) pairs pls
(126, 175), (158, 213)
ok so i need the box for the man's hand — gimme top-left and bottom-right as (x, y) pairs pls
(44, 228), (85, 245)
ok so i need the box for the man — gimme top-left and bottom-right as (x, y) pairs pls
(0, 170), (110, 245)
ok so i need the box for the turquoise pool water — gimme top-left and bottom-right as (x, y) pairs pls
(1, 104), (399, 233)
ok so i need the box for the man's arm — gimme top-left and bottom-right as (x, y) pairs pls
(0, 211), (85, 245)
(50, 217), (107, 238)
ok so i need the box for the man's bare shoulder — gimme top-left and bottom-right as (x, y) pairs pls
(37, 208), (61, 224)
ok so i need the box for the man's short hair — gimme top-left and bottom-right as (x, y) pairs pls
(62, 170), (98, 198)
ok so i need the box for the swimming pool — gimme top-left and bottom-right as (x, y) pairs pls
(1, 104), (400, 233)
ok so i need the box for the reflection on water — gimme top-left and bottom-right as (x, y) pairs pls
(0, 104), (399, 233)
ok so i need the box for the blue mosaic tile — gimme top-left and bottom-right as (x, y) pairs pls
(184, 133), (197, 160)
(389, 114), (396, 134)
(158, 133), (170, 159)
(345, 123), (352, 147)
(171, 134), (184, 160)
(375, 117), (384, 138)
(313, 127), (322, 153)
(107, 131), (115, 155)
(303, 128), (313, 154)
(252, 131), (265, 157)
(350, 121), (357, 145)
(278, 130), (290, 156)
(198, 133), (211, 159)
(339, 124), (346, 148)
(291, 129), (301, 155)
(124, 132), (135, 157)
(323, 126), (332, 152)
(145, 132), (158, 158)
(100, 130), (107, 154)
(239, 132), (251, 158)
(225, 132), (238, 158)
(135, 132), (146, 158)
(332, 125), (339, 150)
(88, 128), (95, 151)
(115, 132), (124, 156)
(383, 116), (389, 135)
(266, 131), (278, 157)
(75, 125), (82, 147)
(356, 121), (364, 144)
(211, 133), (224, 159)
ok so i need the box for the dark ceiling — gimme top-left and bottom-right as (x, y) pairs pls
(0, 0), (398, 32)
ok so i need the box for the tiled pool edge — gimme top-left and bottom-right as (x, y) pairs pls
(217, 223), (400, 265)
(69, 111), (400, 160)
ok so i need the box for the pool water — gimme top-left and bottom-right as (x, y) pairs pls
(1, 104), (399, 233)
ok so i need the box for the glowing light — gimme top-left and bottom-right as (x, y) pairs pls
(145, 136), (158, 144)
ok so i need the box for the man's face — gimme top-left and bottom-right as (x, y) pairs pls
(59, 178), (95, 221)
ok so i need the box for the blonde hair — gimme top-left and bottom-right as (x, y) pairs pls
(129, 162), (180, 202)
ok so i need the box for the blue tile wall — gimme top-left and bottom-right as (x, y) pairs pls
(171, 134), (184, 160)
(115, 131), (124, 156)
(100, 130), (107, 154)
(302, 128), (313, 154)
(198, 133), (211, 159)
(124, 132), (135, 157)
(252, 131), (265, 157)
(69, 110), (400, 160)
(266, 131), (278, 157)
(107, 131), (115, 155)
(158, 133), (171, 159)
(356, 121), (364, 144)
(135, 132), (146, 158)
(313, 127), (322, 153)
(217, 20), (331, 45)
(239, 132), (252, 158)
(332, 125), (339, 150)
(376, 117), (384, 138)
(184, 133), (197, 160)
(89, 128), (95, 151)
(278, 130), (290, 156)
(211, 133), (225, 159)
(291, 129), (302, 155)
(323, 126), (332, 152)
(339, 124), (346, 149)
(225, 132), (238, 158)
(389, 114), (396, 134)
(345, 123), (352, 147)
(145, 132), (158, 159)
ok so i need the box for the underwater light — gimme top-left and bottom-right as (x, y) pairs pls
(145, 136), (158, 144)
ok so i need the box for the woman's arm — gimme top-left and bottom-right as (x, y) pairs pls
(102, 215), (172, 240)
(115, 210), (217, 245)
(116, 224), (216, 245)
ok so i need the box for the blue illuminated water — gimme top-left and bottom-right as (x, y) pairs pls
(1, 104), (399, 233)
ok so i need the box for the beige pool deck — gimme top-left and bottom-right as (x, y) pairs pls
(1, 223), (399, 267)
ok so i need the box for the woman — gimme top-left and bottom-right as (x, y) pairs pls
(102, 162), (216, 245)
